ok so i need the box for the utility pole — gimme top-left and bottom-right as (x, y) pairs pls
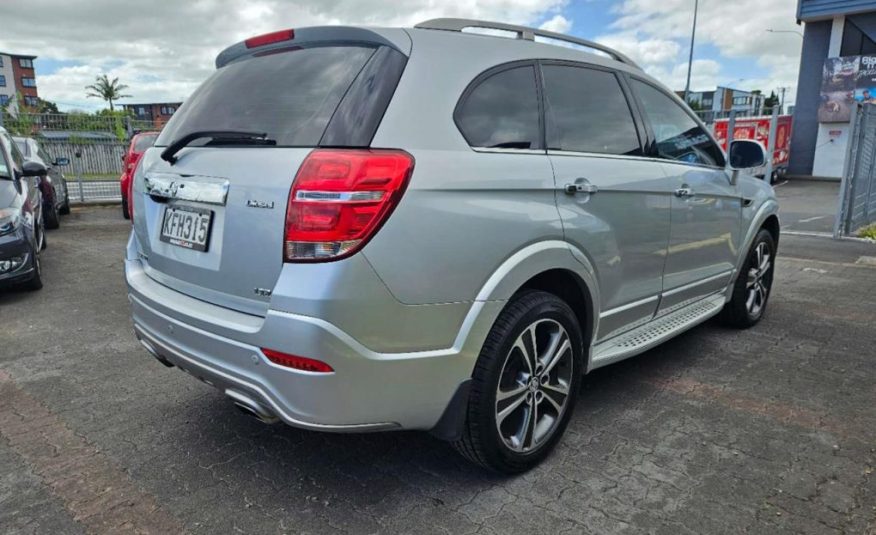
(683, 0), (699, 104)
(778, 86), (788, 114)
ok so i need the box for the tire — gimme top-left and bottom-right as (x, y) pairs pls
(719, 229), (776, 328)
(45, 202), (61, 229)
(122, 197), (130, 220)
(59, 182), (70, 215)
(452, 291), (583, 473)
(21, 246), (43, 291)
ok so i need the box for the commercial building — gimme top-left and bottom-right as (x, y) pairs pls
(0, 52), (39, 108)
(681, 87), (766, 122)
(790, 0), (876, 178)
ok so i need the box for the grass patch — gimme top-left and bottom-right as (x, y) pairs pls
(858, 224), (876, 240)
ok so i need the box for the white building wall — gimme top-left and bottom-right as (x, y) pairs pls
(813, 15), (848, 179)
(0, 54), (16, 103)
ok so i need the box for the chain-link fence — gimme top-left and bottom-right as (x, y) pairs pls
(70, 180), (123, 203)
(836, 104), (876, 237)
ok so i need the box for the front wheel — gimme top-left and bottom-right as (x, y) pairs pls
(452, 291), (583, 473)
(21, 246), (43, 291)
(719, 229), (776, 328)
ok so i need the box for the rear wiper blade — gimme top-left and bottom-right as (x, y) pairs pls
(160, 130), (276, 164)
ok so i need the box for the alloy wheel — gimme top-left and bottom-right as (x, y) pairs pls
(495, 319), (574, 453)
(746, 242), (771, 316)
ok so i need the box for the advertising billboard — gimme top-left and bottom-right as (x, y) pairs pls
(819, 55), (876, 123)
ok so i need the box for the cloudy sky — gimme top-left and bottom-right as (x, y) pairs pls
(0, 0), (803, 111)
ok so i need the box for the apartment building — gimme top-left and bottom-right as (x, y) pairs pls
(121, 102), (182, 128)
(0, 52), (39, 108)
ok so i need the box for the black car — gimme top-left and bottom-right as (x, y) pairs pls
(0, 127), (48, 291)
(14, 136), (71, 229)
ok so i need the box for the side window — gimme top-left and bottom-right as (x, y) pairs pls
(456, 65), (541, 150)
(631, 79), (725, 167)
(0, 143), (10, 179)
(542, 65), (641, 155)
(1, 132), (24, 170)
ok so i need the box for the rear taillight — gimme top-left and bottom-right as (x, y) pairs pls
(284, 149), (414, 262)
(261, 348), (333, 373)
(245, 29), (295, 48)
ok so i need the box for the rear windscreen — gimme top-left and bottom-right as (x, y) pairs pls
(156, 45), (376, 147)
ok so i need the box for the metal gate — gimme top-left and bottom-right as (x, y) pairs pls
(836, 103), (876, 237)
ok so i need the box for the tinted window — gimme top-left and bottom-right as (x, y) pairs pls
(631, 80), (724, 167)
(542, 65), (641, 155)
(156, 45), (376, 147)
(456, 65), (541, 149)
(133, 134), (158, 152)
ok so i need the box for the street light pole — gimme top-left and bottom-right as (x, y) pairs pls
(683, 0), (699, 104)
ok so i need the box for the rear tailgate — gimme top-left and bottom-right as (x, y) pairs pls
(130, 31), (409, 316)
(133, 148), (312, 316)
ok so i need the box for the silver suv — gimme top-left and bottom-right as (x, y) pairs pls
(126, 19), (779, 473)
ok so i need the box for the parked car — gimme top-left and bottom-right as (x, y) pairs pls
(126, 20), (779, 473)
(1, 127), (47, 291)
(120, 132), (159, 220)
(13, 136), (71, 229)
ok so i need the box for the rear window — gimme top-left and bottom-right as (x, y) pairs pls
(156, 45), (376, 147)
(133, 134), (158, 152)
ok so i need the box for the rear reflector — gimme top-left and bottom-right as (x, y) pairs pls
(245, 29), (295, 48)
(284, 149), (414, 262)
(261, 348), (334, 373)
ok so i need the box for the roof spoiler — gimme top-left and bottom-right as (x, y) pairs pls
(215, 26), (408, 68)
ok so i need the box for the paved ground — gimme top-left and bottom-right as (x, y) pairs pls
(1, 206), (875, 534)
(775, 179), (841, 235)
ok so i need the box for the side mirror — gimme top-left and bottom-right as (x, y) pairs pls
(728, 139), (767, 170)
(54, 157), (70, 166)
(21, 160), (48, 178)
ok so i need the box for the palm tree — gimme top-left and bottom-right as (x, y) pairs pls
(85, 75), (131, 111)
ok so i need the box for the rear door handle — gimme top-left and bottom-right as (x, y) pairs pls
(674, 187), (693, 198)
(564, 178), (598, 195)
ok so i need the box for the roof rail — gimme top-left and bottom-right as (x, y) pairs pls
(414, 18), (639, 69)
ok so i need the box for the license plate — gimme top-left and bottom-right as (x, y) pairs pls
(160, 206), (213, 252)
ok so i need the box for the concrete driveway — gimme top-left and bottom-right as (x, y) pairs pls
(775, 179), (841, 235)
(1, 206), (875, 534)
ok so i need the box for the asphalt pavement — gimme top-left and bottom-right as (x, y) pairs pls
(1, 205), (874, 534)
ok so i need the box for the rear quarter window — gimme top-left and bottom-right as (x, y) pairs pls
(455, 65), (542, 150)
(156, 45), (377, 147)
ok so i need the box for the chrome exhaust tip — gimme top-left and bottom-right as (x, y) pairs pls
(226, 389), (279, 424)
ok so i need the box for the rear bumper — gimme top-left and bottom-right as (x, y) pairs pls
(126, 252), (499, 432)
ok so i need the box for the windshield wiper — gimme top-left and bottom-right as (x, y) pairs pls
(160, 130), (276, 164)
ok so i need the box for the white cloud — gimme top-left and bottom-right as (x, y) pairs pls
(539, 14), (572, 33)
(596, 0), (801, 102)
(0, 0), (566, 110)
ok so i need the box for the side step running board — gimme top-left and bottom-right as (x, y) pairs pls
(589, 293), (726, 370)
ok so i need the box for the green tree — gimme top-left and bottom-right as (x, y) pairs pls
(37, 98), (60, 114)
(85, 74), (131, 111)
(763, 90), (780, 113)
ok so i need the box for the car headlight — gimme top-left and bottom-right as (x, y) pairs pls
(0, 208), (22, 236)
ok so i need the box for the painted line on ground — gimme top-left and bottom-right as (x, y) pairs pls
(0, 369), (185, 534)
